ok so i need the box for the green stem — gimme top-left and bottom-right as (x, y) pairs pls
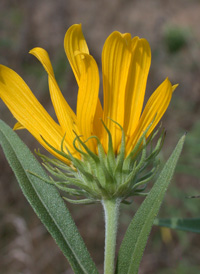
(102, 198), (121, 274)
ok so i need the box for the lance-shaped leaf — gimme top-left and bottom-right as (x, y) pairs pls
(0, 120), (98, 274)
(116, 134), (185, 274)
(154, 217), (200, 233)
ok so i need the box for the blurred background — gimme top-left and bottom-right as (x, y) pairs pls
(0, 0), (200, 273)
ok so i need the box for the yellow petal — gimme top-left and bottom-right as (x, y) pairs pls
(64, 24), (103, 141)
(93, 99), (103, 139)
(126, 78), (173, 154)
(102, 31), (132, 152)
(13, 121), (24, 130)
(76, 52), (100, 151)
(124, 37), (151, 138)
(0, 65), (72, 163)
(172, 84), (179, 92)
(29, 47), (79, 150)
(64, 24), (89, 85)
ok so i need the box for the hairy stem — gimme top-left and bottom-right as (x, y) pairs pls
(102, 198), (121, 274)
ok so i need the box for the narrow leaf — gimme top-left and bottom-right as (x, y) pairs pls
(116, 135), (185, 274)
(154, 217), (200, 233)
(0, 120), (98, 274)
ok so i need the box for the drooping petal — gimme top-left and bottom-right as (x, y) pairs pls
(64, 24), (89, 85)
(124, 37), (151, 138)
(76, 52), (100, 151)
(126, 78), (174, 154)
(29, 47), (79, 150)
(102, 31), (132, 152)
(0, 65), (72, 162)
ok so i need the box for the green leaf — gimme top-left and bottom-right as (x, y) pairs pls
(116, 135), (185, 274)
(0, 120), (98, 274)
(154, 217), (200, 233)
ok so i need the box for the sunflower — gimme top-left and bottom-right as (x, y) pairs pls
(0, 24), (177, 202)
(0, 24), (177, 162)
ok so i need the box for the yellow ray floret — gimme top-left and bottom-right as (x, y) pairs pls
(102, 31), (132, 151)
(0, 24), (176, 164)
(29, 47), (78, 152)
(0, 65), (70, 162)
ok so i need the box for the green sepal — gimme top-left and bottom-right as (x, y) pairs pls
(37, 119), (166, 203)
(131, 160), (160, 191)
(35, 150), (76, 173)
(101, 119), (116, 173)
(91, 136), (114, 184)
(73, 133), (99, 163)
(41, 134), (71, 161)
(115, 138), (147, 197)
(63, 197), (99, 205)
(115, 124), (125, 173)
(28, 166), (99, 198)
(123, 120), (154, 169)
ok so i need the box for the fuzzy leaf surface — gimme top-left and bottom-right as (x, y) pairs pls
(0, 120), (98, 274)
(154, 217), (200, 233)
(116, 135), (185, 274)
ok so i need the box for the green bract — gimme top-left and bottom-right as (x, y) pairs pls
(33, 122), (165, 205)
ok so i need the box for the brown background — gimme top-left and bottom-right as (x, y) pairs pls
(0, 0), (200, 273)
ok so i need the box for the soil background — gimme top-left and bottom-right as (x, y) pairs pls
(0, 0), (200, 273)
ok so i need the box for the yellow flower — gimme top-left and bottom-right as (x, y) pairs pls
(0, 24), (177, 164)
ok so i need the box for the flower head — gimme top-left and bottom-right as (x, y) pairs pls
(0, 24), (177, 203)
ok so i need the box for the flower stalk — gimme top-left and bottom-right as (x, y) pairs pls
(102, 198), (121, 274)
